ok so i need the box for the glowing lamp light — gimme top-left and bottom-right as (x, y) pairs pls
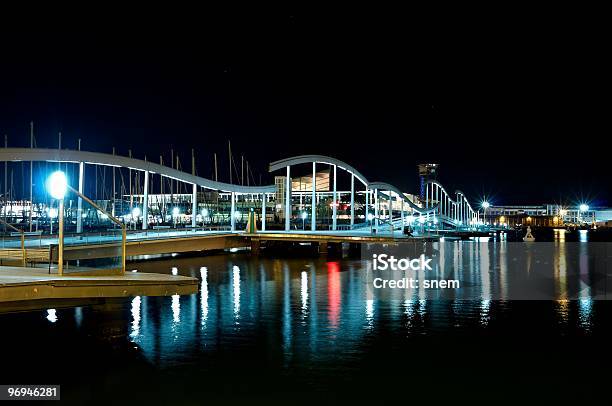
(579, 204), (589, 212)
(172, 207), (180, 216)
(46, 171), (68, 200)
(234, 211), (241, 219)
(367, 213), (374, 221)
(301, 212), (307, 220)
(418, 216), (426, 224)
(48, 208), (58, 219)
(202, 208), (209, 217)
(132, 207), (141, 218)
(481, 201), (490, 209)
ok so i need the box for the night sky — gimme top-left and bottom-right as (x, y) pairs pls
(0, 13), (608, 206)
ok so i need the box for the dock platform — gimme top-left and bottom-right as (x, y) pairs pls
(0, 266), (198, 313)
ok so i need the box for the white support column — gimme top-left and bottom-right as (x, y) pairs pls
(425, 183), (428, 208)
(434, 185), (438, 214)
(332, 164), (337, 231)
(191, 183), (197, 228)
(365, 187), (369, 224)
(231, 192), (236, 231)
(350, 173), (354, 229)
(400, 197), (404, 230)
(76, 162), (84, 233)
(374, 189), (379, 228)
(285, 166), (291, 231)
(311, 162), (316, 231)
(262, 193), (266, 231)
(142, 171), (149, 230)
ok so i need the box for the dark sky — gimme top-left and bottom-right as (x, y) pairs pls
(0, 12), (608, 206)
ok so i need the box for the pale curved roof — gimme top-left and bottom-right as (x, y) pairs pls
(0, 148), (276, 193)
(269, 155), (369, 186)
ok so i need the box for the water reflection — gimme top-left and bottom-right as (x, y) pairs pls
(200, 267), (208, 326)
(111, 237), (604, 366)
(327, 262), (341, 329)
(171, 295), (180, 323)
(130, 296), (141, 338)
(301, 271), (308, 316)
(232, 265), (241, 319)
(365, 299), (374, 331)
(46, 309), (57, 323)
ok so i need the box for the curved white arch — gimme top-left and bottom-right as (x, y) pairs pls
(0, 148), (276, 194)
(269, 155), (369, 186)
(368, 181), (437, 214)
(425, 180), (476, 225)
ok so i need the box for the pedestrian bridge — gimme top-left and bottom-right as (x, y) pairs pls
(0, 148), (487, 267)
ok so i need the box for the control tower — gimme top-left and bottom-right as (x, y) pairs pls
(417, 163), (439, 200)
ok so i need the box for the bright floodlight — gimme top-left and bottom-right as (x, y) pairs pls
(234, 211), (241, 219)
(46, 171), (68, 199)
(202, 208), (209, 217)
(132, 207), (141, 218)
(579, 204), (589, 212)
(367, 213), (374, 221)
(481, 201), (490, 209)
(172, 207), (180, 216)
(48, 208), (58, 219)
(301, 212), (307, 220)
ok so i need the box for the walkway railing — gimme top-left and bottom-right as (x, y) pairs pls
(0, 219), (26, 266)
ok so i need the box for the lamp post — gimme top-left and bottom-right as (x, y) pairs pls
(132, 207), (141, 230)
(172, 207), (179, 228)
(46, 171), (68, 276)
(579, 204), (589, 224)
(481, 201), (490, 229)
(202, 208), (209, 226)
(301, 211), (307, 230)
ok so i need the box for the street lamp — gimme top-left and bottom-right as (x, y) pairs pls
(579, 204), (589, 224)
(132, 207), (141, 229)
(46, 171), (68, 275)
(481, 201), (490, 228)
(172, 207), (180, 227)
(301, 211), (307, 230)
(367, 213), (374, 234)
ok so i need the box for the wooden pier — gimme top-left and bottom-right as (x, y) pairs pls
(0, 266), (197, 313)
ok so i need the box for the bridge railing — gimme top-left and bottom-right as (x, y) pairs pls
(0, 219), (26, 266)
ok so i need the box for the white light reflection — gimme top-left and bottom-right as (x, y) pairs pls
(301, 271), (308, 315)
(171, 267), (178, 276)
(130, 296), (141, 338)
(232, 266), (241, 318)
(171, 295), (181, 323)
(578, 297), (593, 332)
(200, 267), (208, 326)
(480, 299), (491, 326)
(74, 307), (83, 327)
(365, 299), (374, 330)
(46, 309), (57, 323)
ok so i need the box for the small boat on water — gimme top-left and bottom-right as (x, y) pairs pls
(523, 226), (535, 242)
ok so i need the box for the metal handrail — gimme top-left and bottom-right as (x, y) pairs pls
(0, 218), (26, 266)
(67, 185), (126, 273)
